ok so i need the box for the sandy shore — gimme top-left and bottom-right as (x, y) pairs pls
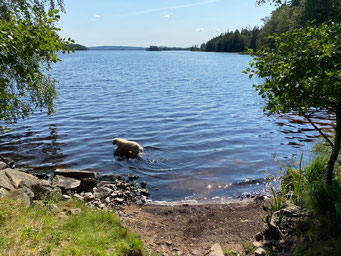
(120, 198), (265, 255)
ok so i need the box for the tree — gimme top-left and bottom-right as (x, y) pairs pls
(245, 22), (341, 185)
(0, 0), (72, 131)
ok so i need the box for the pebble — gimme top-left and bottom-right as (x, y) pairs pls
(255, 247), (266, 256)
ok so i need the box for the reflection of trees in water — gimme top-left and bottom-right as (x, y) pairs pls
(0, 123), (68, 170)
(274, 112), (335, 147)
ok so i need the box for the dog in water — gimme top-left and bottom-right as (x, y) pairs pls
(112, 138), (143, 158)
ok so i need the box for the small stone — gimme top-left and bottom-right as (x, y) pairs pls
(73, 194), (84, 200)
(191, 249), (202, 255)
(208, 243), (224, 256)
(140, 181), (147, 188)
(166, 241), (172, 246)
(114, 197), (125, 203)
(252, 241), (263, 248)
(105, 197), (111, 203)
(128, 174), (139, 181)
(255, 247), (266, 256)
(98, 203), (106, 209)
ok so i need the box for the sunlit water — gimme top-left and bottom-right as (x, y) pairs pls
(0, 51), (333, 201)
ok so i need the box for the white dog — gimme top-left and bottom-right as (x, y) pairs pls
(112, 138), (143, 158)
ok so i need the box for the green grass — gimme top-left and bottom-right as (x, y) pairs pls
(242, 241), (255, 255)
(0, 198), (146, 256)
(223, 248), (237, 256)
(279, 145), (341, 256)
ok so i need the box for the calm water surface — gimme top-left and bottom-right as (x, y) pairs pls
(0, 51), (333, 201)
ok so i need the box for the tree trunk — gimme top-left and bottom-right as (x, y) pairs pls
(326, 105), (341, 185)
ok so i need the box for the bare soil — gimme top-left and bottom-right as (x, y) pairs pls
(120, 199), (265, 255)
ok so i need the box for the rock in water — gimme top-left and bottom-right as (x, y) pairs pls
(54, 169), (98, 180)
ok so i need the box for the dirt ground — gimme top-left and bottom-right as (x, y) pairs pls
(120, 198), (265, 255)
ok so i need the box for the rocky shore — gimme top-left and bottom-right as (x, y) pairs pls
(0, 158), (150, 211)
(0, 158), (307, 256)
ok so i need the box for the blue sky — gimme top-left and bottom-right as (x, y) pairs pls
(58, 0), (276, 47)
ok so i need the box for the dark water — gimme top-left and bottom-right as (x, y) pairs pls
(0, 51), (334, 201)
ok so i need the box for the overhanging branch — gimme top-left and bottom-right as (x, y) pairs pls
(299, 107), (334, 147)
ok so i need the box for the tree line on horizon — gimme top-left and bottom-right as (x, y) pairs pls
(192, 0), (340, 53)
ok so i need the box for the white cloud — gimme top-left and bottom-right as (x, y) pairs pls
(129, 0), (219, 16)
(215, 28), (221, 32)
(162, 14), (171, 18)
(94, 14), (101, 19)
(196, 28), (205, 32)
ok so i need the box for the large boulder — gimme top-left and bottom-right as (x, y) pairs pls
(54, 169), (98, 180)
(0, 168), (58, 200)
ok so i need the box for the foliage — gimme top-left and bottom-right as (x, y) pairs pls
(69, 43), (87, 51)
(242, 241), (256, 255)
(224, 248), (237, 256)
(0, 198), (146, 255)
(246, 21), (341, 184)
(191, 27), (260, 53)
(0, 1), (72, 132)
(256, 4), (302, 49)
(279, 148), (341, 255)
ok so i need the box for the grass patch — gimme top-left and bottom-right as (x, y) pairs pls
(242, 241), (255, 255)
(0, 198), (146, 256)
(279, 145), (341, 256)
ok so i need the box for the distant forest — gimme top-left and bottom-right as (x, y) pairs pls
(148, 46), (191, 51)
(68, 44), (87, 51)
(192, 0), (340, 53)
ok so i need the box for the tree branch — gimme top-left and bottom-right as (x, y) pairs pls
(298, 107), (334, 147)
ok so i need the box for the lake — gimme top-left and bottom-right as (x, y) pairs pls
(0, 50), (332, 201)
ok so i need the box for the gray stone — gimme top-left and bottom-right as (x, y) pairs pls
(94, 186), (112, 199)
(0, 161), (7, 170)
(61, 194), (71, 200)
(252, 241), (263, 248)
(208, 243), (224, 256)
(0, 168), (55, 200)
(73, 194), (84, 200)
(53, 175), (81, 190)
(55, 169), (98, 180)
(114, 197), (124, 203)
(255, 247), (266, 256)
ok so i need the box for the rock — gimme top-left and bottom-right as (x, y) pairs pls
(5, 189), (31, 208)
(0, 161), (7, 170)
(0, 158), (14, 170)
(252, 241), (263, 248)
(128, 174), (138, 181)
(80, 177), (97, 192)
(94, 186), (112, 199)
(54, 169), (98, 180)
(255, 232), (264, 241)
(140, 188), (149, 196)
(0, 187), (7, 197)
(0, 168), (56, 200)
(53, 175), (81, 191)
(114, 198), (125, 204)
(208, 243), (224, 256)
(61, 194), (71, 200)
(191, 249), (202, 255)
(166, 241), (172, 246)
(140, 181), (147, 188)
(83, 192), (94, 201)
(255, 247), (266, 256)
(100, 174), (121, 181)
(73, 194), (84, 200)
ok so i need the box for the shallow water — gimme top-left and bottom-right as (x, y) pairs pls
(0, 51), (333, 201)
